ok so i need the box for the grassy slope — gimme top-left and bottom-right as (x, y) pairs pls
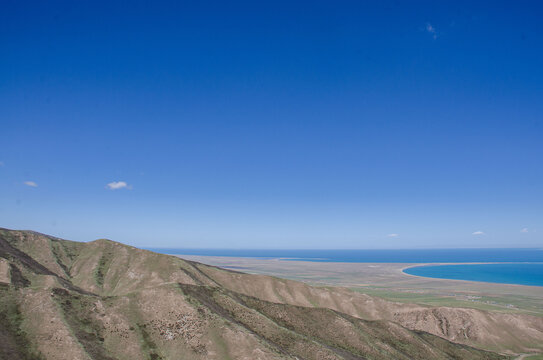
(0, 228), (540, 359)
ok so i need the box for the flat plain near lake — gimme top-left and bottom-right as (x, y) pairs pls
(175, 255), (543, 316)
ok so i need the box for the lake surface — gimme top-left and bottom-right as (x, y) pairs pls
(404, 263), (543, 287)
(148, 248), (543, 286)
(149, 248), (543, 263)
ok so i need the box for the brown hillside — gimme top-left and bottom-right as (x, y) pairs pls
(0, 228), (539, 359)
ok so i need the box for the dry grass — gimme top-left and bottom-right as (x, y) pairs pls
(1, 228), (540, 359)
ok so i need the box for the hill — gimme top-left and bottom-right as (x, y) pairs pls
(1, 228), (541, 359)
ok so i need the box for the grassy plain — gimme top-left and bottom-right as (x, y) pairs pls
(174, 255), (543, 316)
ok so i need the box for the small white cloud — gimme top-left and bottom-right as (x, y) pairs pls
(23, 181), (38, 187)
(387, 233), (399, 237)
(472, 231), (485, 235)
(0, 161), (4, 166)
(106, 181), (131, 190)
(426, 23), (438, 39)
(521, 228), (529, 233)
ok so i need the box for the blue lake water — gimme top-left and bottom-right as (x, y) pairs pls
(148, 248), (543, 286)
(403, 263), (543, 287)
(149, 248), (543, 263)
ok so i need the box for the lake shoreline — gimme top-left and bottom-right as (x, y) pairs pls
(403, 263), (543, 287)
(171, 254), (543, 316)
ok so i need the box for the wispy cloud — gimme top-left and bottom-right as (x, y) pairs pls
(521, 228), (529, 233)
(387, 233), (399, 237)
(472, 231), (485, 235)
(24, 181), (38, 187)
(106, 181), (131, 190)
(0, 161), (4, 167)
(426, 23), (438, 39)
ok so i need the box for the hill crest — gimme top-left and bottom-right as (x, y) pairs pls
(1, 227), (541, 359)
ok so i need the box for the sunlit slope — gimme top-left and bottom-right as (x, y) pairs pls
(1, 228), (540, 359)
(195, 261), (543, 354)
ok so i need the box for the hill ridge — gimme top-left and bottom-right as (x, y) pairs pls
(1, 228), (541, 359)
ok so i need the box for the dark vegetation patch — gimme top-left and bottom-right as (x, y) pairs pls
(50, 241), (72, 276)
(55, 240), (80, 262)
(8, 264), (30, 288)
(51, 287), (116, 360)
(179, 266), (204, 285)
(0, 234), (95, 296)
(95, 250), (114, 288)
(178, 283), (290, 355)
(180, 284), (507, 360)
(178, 283), (357, 359)
(0, 289), (45, 360)
(244, 297), (368, 359)
(0, 234), (54, 276)
(243, 291), (507, 360)
(184, 261), (221, 286)
(135, 323), (163, 360)
(415, 331), (506, 360)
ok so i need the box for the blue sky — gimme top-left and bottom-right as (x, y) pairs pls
(1, 0), (542, 248)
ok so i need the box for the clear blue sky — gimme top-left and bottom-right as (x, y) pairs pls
(1, 0), (542, 248)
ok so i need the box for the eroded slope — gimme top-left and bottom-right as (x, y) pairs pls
(0, 228), (538, 359)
